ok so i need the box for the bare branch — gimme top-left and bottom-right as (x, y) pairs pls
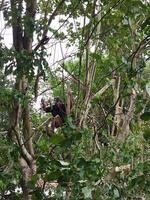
(94, 79), (115, 98)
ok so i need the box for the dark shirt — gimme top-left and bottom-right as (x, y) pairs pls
(45, 103), (66, 122)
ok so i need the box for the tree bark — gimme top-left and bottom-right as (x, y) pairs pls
(111, 74), (137, 141)
(10, 0), (37, 199)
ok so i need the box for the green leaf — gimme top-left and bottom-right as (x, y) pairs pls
(146, 82), (150, 96)
(45, 171), (61, 181)
(143, 128), (150, 140)
(82, 186), (92, 199)
(113, 188), (120, 198)
(0, 180), (6, 190)
(59, 160), (70, 166)
(50, 134), (65, 145)
(32, 189), (44, 200)
(140, 112), (150, 121)
(141, 17), (150, 29)
(28, 175), (38, 189)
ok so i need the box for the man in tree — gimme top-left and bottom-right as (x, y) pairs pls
(41, 97), (66, 133)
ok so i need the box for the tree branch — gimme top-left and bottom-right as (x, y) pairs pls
(85, 0), (125, 45)
(34, 0), (66, 51)
(0, 0), (4, 11)
(13, 128), (33, 165)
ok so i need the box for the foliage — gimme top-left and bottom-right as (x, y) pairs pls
(0, 0), (150, 199)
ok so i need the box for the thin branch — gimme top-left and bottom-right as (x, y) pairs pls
(0, 0), (4, 11)
(127, 89), (136, 118)
(94, 36), (150, 91)
(34, 0), (81, 51)
(130, 35), (150, 69)
(0, 131), (7, 134)
(13, 128), (33, 165)
(20, 117), (52, 148)
(85, 0), (125, 45)
(36, 117), (52, 130)
(60, 63), (87, 91)
(34, 70), (43, 101)
(42, 0), (66, 37)
(79, 79), (115, 126)
(34, 0), (66, 51)
(94, 79), (115, 98)
(49, 52), (77, 67)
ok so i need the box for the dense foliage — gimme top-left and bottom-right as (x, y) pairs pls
(0, 0), (150, 199)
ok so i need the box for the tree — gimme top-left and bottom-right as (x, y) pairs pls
(0, 0), (150, 199)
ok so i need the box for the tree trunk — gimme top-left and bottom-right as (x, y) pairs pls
(10, 0), (37, 199)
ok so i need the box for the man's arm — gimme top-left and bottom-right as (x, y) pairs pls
(44, 106), (52, 113)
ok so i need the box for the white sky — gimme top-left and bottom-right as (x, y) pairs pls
(0, 9), (88, 110)
(0, 12), (85, 65)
